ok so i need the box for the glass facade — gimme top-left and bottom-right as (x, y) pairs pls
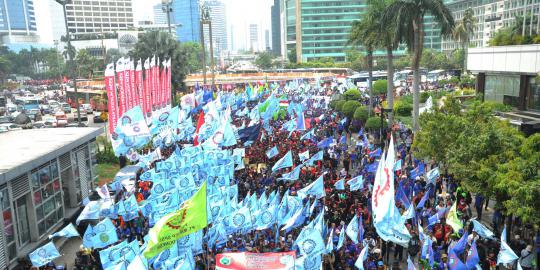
(172, 0), (201, 43)
(0, 187), (16, 261)
(528, 77), (540, 112)
(31, 161), (63, 237)
(485, 74), (520, 107)
(0, 0), (37, 32)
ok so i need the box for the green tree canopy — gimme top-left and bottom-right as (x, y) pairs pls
(372, 80), (388, 95)
(342, 100), (362, 118)
(343, 89), (361, 101)
(255, 52), (274, 69)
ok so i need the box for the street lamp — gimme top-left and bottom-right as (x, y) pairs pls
(161, 0), (173, 35)
(55, 0), (82, 126)
(200, 3), (215, 87)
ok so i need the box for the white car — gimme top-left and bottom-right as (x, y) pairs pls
(0, 123), (22, 131)
(81, 103), (93, 114)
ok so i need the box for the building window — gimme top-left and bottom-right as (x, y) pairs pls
(1, 187), (16, 261)
(32, 162), (63, 237)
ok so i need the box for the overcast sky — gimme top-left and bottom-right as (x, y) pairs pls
(133, 0), (273, 51)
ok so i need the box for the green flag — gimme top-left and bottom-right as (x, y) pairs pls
(446, 201), (463, 233)
(143, 181), (207, 258)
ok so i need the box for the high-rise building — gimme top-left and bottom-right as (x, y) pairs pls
(171, 0), (201, 42)
(249, 23), (258, 51)
(203, 0), (227, 54)
(271, 0), (281, 55)
(64, 0), (134, 36)
(0, 0), (39, 47)
(442, 0), (540, 53)
(265, 29), (270, 51)
(153, 3), (168, 25)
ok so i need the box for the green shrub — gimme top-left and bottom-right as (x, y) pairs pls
(353, 106), (369, 122)
(335, 100), (347, 112)
(343, 89), (361, 101)
(420, 92), (431, 103)
(400, 95), (413, 105)
(395, 100), (413, 116)
(96, 150), (119, 164)
(372, 80), (388, 95)
(365, 116), (388, 130)
(342, 100), (361, 118)
(329, 98), (343, 110)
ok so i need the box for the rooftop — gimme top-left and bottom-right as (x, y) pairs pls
(0, 127), (102, 184)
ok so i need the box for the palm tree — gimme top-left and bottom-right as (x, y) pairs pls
(384, 0), (455, 131)
(349, 19), (377, 116)
(452, 8), (476, 72)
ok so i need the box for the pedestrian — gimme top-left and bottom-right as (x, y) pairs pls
(519, 245), (534, 270)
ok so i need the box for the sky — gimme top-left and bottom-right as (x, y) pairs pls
(133, 0), (273, 52)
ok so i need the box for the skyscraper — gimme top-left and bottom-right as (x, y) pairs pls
(270, 0), (281, 55)
(64, 0), (135, 36)
(171, 0), (201, 42)
(265, 29), (270, 51)
(0, 0), (39, 46)
(203, 0), (227, 54)
(249, 23), (258, 52)
(153, 3), (168, 25)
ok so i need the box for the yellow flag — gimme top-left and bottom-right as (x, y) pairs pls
(446, 201), (463, 233)
(143, 181), (207, 258)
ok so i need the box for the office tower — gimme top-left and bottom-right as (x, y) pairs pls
(265, 29), (270, 51)
(203, 0), (228, 54)
(64, 0), (135, 36)
(249, 23), (258, 52)
(171, 0), (201, 42)
(0, 0), (39, 46)
(153, 3), (168, 25)
(271, 0), (281, 55)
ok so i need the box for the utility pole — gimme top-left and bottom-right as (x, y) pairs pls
(200, 3), (212, 86)
(162, 0), (172, 34)
(55, 0), (81, 125)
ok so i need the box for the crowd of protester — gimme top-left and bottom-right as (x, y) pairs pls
(25, 82), (538, 270)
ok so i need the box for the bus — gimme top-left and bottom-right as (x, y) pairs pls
(15, 97), (41, 113)
(349, 71), (387, 88)
(427, 69), (446, 82)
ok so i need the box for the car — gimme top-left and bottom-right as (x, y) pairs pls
(0, 123), (22, 131)
(54, 111), (68, 127)
(0, 126), (8, 133)
(59, 103), (71, 114)
(0, 116), (12, 124)
(81, 103), (93, 114)
(6, 104), (17, 113)
(93, 112), (107, 123)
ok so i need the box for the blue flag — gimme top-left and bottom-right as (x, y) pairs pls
(336, 227), (345, 250)
(300, 129), (315, 141)
(448, 249), (467, 270)
(99, 240), (139, 269)
(345, 215), (359, 244)
(347, 175), (364, 191)
(92, 218), (119, 249)
(471, 219), (495, 239)
(296, 112), (307, 131)
(334, 179), (345, 190)
(266, 146), (279, 159)
(407, 255), (416, 270)
(49, 223), (80, 239)
(426, 167), (440, 185)
(317, 137), (333, 149)
(416, 188), (431, 209)
(306, 150), (323, 166)
(272, 151), (293, 172)
(297, 174), (326, 199)
(295, 226), (325, 257)
(280, 165), (302, 181)
(76, 200), (101, 224)
(298, 150), (310, 161)
(451, 231), (469, 255)
(369, 148), (381, 158)
(29, 242), (61, 267)
(466, 241), (480, 270)
(410, 162), (425, 179)
(354, 245), (368, 270)
(83, 225), (95, 248)
(325, 229), (334, 254)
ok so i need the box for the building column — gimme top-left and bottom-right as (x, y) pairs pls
(476, 72), (486, 102)
(519, 75), (530, 111)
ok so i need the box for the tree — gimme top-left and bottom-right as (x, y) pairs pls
(343, 89), (361, 101)
(342, 100), (362, 118)
(384, 0), (455, 131)
(452, 8), (476, 72)
(349, 19), (377, 117)
(353, 106), (369, 122)
(0, 56), (11, 84)
(180, 42), (203, 73)
(130, 31), (189, 95)
(287, 47), (297, 64)
(75, 49), (97, 78)
(105, 48), (124, 64)
(255, 52), (274, 69)
(372, 80), (388, 95)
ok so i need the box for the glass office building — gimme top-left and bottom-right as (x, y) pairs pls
(0, 0), (37, 33)
(172, 0), (201, 43)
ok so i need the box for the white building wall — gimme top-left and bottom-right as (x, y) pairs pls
(468, 44), (540, 74)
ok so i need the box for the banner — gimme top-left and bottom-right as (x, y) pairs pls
(215, 252), (296, 270)
(150, 56), (157, 114)
(160, 60), (167, 110)
(166, 59), (172, 108)
(116, 58), (127, 117)
(143, 58), (151, 118)
(130, 60), (137, 108)
(124, 58), (132, 110)
(135, 59), (144, 111)
(105, 63), (118, 134)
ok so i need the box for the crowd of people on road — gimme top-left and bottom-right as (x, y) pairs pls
(27, 80), (538, 270)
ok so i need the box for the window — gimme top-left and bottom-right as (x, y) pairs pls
(33, 161), (63, 237)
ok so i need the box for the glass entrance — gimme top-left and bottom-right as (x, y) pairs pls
(528, 77), (540, 111)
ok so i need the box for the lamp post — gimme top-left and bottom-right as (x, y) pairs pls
(55, 0), (81, 126)
(200, 3), (214, 87)
(162, 0), (173, 34)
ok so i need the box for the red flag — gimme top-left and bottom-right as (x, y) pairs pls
(193, 111), (205, 146)
(105, 63), (118, 134)
(116, 58), (127, 116)
(135, 59), (143, 109)
(124, 59), (132, 110)
(143, 58), (151, 117)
